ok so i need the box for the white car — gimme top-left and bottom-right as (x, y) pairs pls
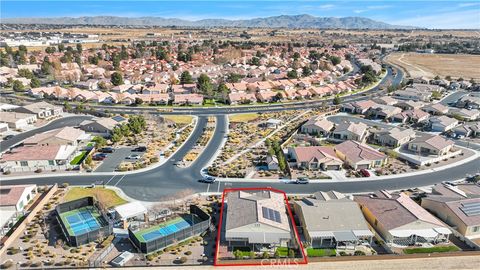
(126, 154), (141, 160)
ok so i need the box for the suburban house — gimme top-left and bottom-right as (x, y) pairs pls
(266, 155), (279, 171)
(0, 184), (37, 235)
(371, 128), (416, 147)
(422, 103), (449, 115)
(421, 183), (480, 239)
(374, 96), (398, 106)
(429, 116), (459, 132)
(255, 90), (277, 103)
(288, 146), (343, 171)
(79, 117), (122, 137)
(13, 101), (63, 120)
(228, 92), (257, 105)
(354, 191), (451, 246)
(301, 117), (334, 136)
(393, 89), (431, 102)
(0, 145), (77, 172)
(407, 134), (454, 156)
(456, 94), (480, 109)
(331, 121), (369, 142)
(0, 112), (37, 130)
(448, 108), (480, 121)
(367, 104), (402, 120)
(394, 100), (427, 111)
(453, 123), (480, 138)
(391, 109), (430, 124)
(341, 100), (377, 114)
(0, 123), (9, 134)
(334, 140), (387, 170)
(172, 94), (204, 105)
(23, 127), (88, 147)
(294, 191), (374, 248)
(225, 190), (292, 249)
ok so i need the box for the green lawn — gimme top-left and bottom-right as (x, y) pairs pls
(306, 248), (336, 257)
(70, 151), (87, 165)
(64, 187), (127, 208)
(403, 246), (460, 254)
(276, 247), (289, 257)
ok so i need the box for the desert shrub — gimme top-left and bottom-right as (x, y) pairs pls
(0, 261), (13, 269)
(354, 250), (366, 256)
(262, 251), (269, 259)
(179, 256), (188, 264)
(184, 251), (192, 255)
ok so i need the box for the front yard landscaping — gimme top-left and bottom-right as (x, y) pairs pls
(70, 151), (87, 165)
(403, 245), (460, 254)
(64, 187), (127, 208)
(229, 113), (260, 123)
(306, 248), (336, 257)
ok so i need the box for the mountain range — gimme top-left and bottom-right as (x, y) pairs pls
(2, 15), (416, 29)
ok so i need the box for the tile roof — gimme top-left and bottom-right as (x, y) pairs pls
(335, 140), (386, 164)
(0, 184), (36, 206)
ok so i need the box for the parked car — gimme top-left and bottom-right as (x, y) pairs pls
(199, 176), (216, 183)
(126, 154), (141, 160)
(92, 153), (108, 161)
(132, 146), (147, 152)
(359, 169), (370, 177)
(100, 147), (115, 153)
(3, 135), (14, 140)
(295, 177), (309, 184)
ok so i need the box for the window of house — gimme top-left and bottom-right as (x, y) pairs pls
(20, 161), (28, 167)
(473, 226), (480, 233)
(48, 160), (55, 166)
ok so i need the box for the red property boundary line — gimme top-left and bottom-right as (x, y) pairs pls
(214, 187), (308, 266)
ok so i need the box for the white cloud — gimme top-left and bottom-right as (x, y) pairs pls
(458, 3), (480, 8)
(354, 10), (366, 14)
(389, 9), (480, 29)
(319, 4), (335, 10)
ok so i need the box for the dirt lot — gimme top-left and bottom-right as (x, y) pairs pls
(387, 52), (480, 80)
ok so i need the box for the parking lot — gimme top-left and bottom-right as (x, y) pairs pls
(95, 147), (143, 172)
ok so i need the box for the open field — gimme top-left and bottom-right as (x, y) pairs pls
(228, 113), (259, 123)
(64, 187), (127, 208)
(387, 52), (480, 80)
(162, 115), (193, 125)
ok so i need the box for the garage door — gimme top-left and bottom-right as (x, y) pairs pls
(357, 164), (370, 170)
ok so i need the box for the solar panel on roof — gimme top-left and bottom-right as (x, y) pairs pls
(262, 206), (282, 223)
(460, 202), (480, 217)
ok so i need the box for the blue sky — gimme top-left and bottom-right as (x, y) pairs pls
(1, 1), (479, 29)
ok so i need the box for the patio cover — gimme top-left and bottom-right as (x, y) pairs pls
(390, 229), (439, 238)
(434, 227), (451, 234)
(114, 201), (147, 220)
(353, 229), (374, 237)
(310, 231), (335, 239)
(333, 231), (358, 242)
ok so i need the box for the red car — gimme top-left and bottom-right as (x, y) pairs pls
(359, 169), (370, 177)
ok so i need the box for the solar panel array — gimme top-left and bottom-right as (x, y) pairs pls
(262, 207), (282, 223)
(460, 201), (480, 217)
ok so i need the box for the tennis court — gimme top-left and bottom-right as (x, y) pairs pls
(135, 215), (199, 242)
(59, 206), (104, 236)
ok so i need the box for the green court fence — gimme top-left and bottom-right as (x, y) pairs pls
(129, 205), (210, 254)
(56, 196), (113, 247)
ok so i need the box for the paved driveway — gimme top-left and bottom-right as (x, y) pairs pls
(95, 147), (139, 172)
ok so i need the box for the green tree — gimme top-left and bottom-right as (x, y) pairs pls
(30, 77), (41, 88)
(92, 136), (107, 148)
(262, 251), (269, 259)
(134, 97), (143, 105)
(333, 95), (342, 105)
(180, 71), (193, 84)
(329, 55), (341, 65)
(76, 43), (83, 52)
(58, 43), (65, 52)
(18, 68), (34, 79)
(197, 73), (213, 97)
(226, 73), (243, 83)
(63, 101), (72, 112)
(12, 80), (25, 91)
(29, 55), (36, 64)
(127, 115), (146, 134)
(110, 72), (124, 86)
(287, 70), (298, 79)
(301, 66), (312, 77)
(249, 57), (260, 66)
(274, 250), (280, 258)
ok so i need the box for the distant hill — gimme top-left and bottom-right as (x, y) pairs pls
(2, 14), (416, 29)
